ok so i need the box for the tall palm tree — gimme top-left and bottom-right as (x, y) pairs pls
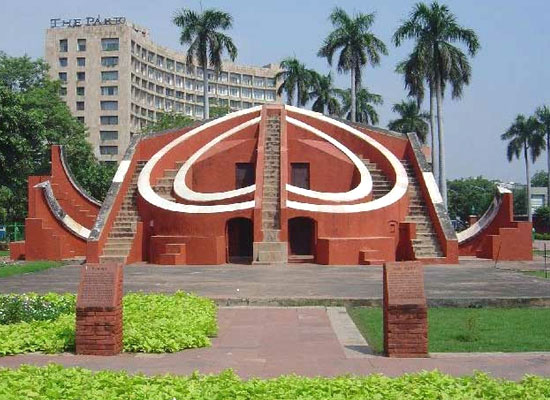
(388, 100), (430, 143)
(173, 8), (237, 120)
(338, 87), (383, 125)
(318, 7), (387, 123)
(501, 115), (545, 222)
(393, 2), (480, 207)
(275, 57), (314, 107)
(309, 72), (342, 115)
(536, 105), (550, 205)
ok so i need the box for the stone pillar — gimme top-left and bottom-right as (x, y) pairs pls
(468, 215), (478, 226)
(75, 263), (123, 355)
(383, 261), (428, 358)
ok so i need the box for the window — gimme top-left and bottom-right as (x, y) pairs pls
(242, 101), (252, 109)
(59, 39), (68, 52)
(100, 130), (118, 140)
(59, 57), (67, 67)
(101, 86), (118, 95)
(235, 163), (255, 189)
(230, 100), (240, 109)
(185, 79), (194, 90)
(291, 163), (310, 189)
(230, 73), (241, 84)
(266, 78), (276, 88)
(59, 87), (67, 96)
(77, 39), (86, 52)
(265, 90), (276, 101)
(156, 55), (164, 68)
(101, 56), (118, 67)
(254, 77), (265, 87)
(58, 72), (67, 82)
(101, 38), (119, 51)
(253, 89), (264, 100)
(241, 88), (251, 98)
(76, 87), (85, 96)
(101, 101), (118, 110)
(195, 105), (204, 118)
(77, 57), (85, 67)
(99, 145), (118, 155)
(230, 86), (240, 97)
(176, 62), (184, 73)
(77, 71), (85, 81)
(242, 74), (252, 85)
(100, 115), (118, 125)
(101, 71), (118, 81)
(166, 59), (174, 70)
(77, 116), (85, 123)
(218, 85), (228, 96)
(218, 72), (228, 82)
(76, 101), (85, 111)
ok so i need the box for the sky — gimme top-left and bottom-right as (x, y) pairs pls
(1, 0), (549, 183)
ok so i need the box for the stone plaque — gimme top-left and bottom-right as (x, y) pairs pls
(77, 263), (122, 309)
(384, 261), (426, 306)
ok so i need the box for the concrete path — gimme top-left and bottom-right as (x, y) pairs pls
(1, 262), (549, 304)
(0, 307), (548, 380)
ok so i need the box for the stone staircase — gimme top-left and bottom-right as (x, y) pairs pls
(153, 161), (183, 201)
(253, 115), (287, 264)
(361, 158), (393, 199)
(100, 161), (146, 264)
(402, 160), (444, 259)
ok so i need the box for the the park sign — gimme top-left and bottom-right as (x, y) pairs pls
(50, 16), (126, 29)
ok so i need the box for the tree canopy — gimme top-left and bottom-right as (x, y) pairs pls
(447, 176), (496, 222)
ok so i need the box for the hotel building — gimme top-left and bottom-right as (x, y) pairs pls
(45, 18), (281, 162)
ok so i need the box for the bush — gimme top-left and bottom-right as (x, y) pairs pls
(534, 232), (550, 240)
(0, 365), (549, 399)
(0, 292), (217, 356)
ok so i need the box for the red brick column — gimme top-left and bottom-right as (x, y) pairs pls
(383, 261), (428, 358)
(75, 263), (123, 355)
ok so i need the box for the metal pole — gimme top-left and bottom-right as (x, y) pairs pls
(545, 243), (548, 279)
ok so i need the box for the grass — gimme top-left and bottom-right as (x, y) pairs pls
(523, 270), (550, 279)
(348, 307), (550, 353)
(0, 261), (63, 278)
(0, 250), (8, 257)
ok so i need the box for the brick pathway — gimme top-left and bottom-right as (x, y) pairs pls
(1, 307), (548, 380)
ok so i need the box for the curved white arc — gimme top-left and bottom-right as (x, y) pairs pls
(173, 118), (260, 202)
(285, 106), (409, 213)
(138, 106), (261, 213)
(285, 117), (372, 202)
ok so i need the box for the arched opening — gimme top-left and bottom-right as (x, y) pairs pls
(288, 217), (316, 262)
(226, 217), (253, 263)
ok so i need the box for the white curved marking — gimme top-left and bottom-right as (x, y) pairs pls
(423, 172), (443, 204)
(173, 118), (260, 202)
(457, 186), (511, 243)
(138, 107), (261, 213)
(113, 160), (131, 183)
(285, 106), (408, 213)
(62, 214), (91, 238)
(286, 117), (372, 202)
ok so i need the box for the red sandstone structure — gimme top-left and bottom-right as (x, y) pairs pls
(10, 105), (531, 265)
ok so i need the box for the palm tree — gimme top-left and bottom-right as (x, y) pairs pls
(388, 100), (430, 143)
(309, 72), (342, 115)
(275, 58), (314, 107)
(338, 87), (383, 125)
(318, 7), (387, 123)
(393, 2), (480, 207)
(173, 8), (237, 119)
(536, 105), (550, 205)
(501, 115), (545, 222)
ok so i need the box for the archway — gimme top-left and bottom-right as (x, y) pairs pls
(288, 217), (316, 261)
(226, 217), (253, 263)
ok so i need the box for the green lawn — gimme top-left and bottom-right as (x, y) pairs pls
(0, 261), (63, 278)
(523, 270), (550, 279)
(0, 250), (8, 257)
(348, 307), (550, 353)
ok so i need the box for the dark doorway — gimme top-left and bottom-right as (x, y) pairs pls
(291, 163), (310, 189)
(235, 163), (255, 189)
(288, 217), (315, 256)
(227, 218), (253, 263)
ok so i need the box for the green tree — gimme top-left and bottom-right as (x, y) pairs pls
(338, 87), (383, 125)
(275, 57), (314, 107)
(535, 105), (550, 205)
(209, 105), (231, 119)
(0, 54), (113, 222)
(388, 100), (430, 142)
(143, 112), (195, 133)
(173, 8), (237, 120)
(447, 177), (496, 222)
(318, 7), (387, 123)
(535, 206), (550, 229)
(394, 2), (480, 207)
(501, 115), (545, 222)
(309, 72), (342, 116)
(531, 171), (548, 187)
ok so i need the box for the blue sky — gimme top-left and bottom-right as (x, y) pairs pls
(1, 0), (549, 183)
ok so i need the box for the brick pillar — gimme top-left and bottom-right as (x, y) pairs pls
(75, 263), (123, 355)
(383, 261), (428, 358)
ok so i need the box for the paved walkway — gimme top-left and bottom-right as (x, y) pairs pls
(1, 261), (549, 304)
(0, 307), (548, 379)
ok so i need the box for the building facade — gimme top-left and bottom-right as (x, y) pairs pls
(45, 18), (281, 162)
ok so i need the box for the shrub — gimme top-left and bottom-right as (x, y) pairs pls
(0, 365), (549, 399)
(0, 292), (217, 356)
